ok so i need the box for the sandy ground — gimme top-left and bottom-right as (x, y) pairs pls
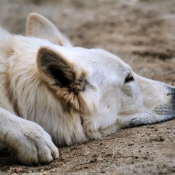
(0, 0), (175, 174)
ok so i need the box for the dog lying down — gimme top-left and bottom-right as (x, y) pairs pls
(0, 13), (174, 165)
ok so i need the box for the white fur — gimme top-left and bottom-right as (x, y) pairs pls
(0, 13), (174, 165)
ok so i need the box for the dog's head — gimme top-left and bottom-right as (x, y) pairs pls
(27, 13), (175, 136)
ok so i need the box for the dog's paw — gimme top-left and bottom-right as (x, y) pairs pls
(11, 121), (59, 165)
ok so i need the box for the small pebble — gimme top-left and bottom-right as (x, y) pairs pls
(100, 169), (106, 173)
(14, 167), (21, 173)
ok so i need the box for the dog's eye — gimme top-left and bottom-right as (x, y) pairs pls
(124, 73), (134, 83)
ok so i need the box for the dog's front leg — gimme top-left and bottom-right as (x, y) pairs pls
(0, 108), (59, 165)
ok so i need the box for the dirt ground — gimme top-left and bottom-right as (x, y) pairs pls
(0, 0), (175, 174)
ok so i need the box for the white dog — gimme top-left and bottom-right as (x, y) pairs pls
(0, 13), (174, 165)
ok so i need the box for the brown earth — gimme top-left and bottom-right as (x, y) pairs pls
(0, 0), (175, 174)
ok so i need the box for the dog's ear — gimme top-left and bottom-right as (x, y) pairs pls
(27, 13), (72, 47)
(37, 47), (86, 94)
(37, 47), (98, 115)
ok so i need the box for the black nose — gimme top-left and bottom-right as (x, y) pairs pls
(167, 86), (175, 106)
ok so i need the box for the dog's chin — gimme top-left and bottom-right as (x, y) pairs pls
(129, 111), (175, 127)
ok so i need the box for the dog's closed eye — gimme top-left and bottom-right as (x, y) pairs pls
(124, 73), (134, 83)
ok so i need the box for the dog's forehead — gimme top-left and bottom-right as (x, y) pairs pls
(66, 47), (132, 85)
(82, 48), (131, 73)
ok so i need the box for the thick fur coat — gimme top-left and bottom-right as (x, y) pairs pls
(0, 13), (174, 165)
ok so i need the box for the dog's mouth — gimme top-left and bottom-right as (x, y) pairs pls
(129, 103), (175, 127)
(154, 104), (175, 115)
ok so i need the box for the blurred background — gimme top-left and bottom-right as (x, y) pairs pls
(0, 0), (175, 84)
(1, 0), (175, 85)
